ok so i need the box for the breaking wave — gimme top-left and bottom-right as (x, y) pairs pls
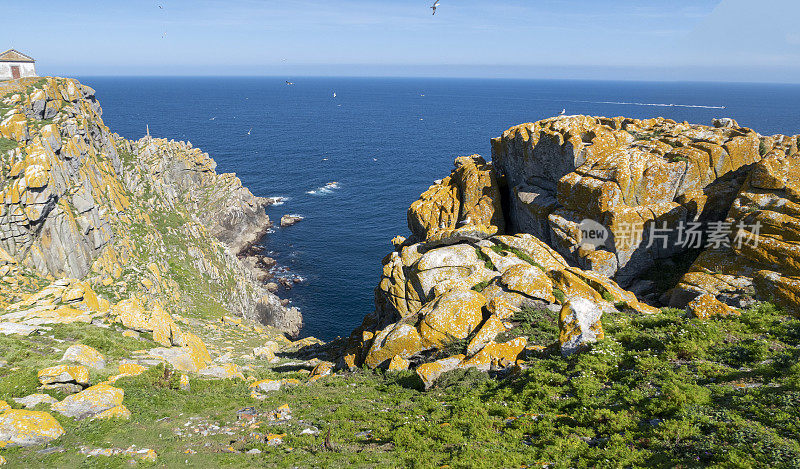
(306, 181), (340, 195)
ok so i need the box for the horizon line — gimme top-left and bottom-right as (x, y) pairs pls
(58, 74), (800, 87)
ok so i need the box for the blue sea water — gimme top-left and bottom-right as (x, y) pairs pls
(81, 77), (800, 340)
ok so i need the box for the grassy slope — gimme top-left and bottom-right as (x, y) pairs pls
(2, 303), (799, 467)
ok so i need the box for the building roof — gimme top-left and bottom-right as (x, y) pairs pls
(0, 49), (35, 63)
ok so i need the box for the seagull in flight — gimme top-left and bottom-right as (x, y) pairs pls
(559, 109), (566, 116)
(431, 0), (440, 15)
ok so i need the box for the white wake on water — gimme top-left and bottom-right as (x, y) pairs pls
(306, 181), (340, 195)
(572, 99), (725, 109)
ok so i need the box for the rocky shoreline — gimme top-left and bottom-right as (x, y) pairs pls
(342, 115), (800, 384)
(0, 77), (301, 336)
(1, 77), (799, 466)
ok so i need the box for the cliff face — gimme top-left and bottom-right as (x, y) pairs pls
(0, 77), (300, 335)
(345, 114), (800, 383)
(491, 115), (765, 284)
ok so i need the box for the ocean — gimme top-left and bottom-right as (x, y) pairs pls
(82, 76), (800, 340)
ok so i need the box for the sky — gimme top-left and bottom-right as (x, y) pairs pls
(2, 0), (800, 82)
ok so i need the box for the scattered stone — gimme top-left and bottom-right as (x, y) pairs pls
(180, 374), (190, 391)
(0, 322), (39, 336)
(559, 298), (608, 356)
(267, 404), (291, 421)
(38, 364), (89, 388)
(51, 384), (124, 419)
(94, 405), (131, 420)
(265, 433), (286, 446)
(61, 344), (106, 369)
(122, 330), (140, 339)
(301, 426), (319, 435)
(688, 294), (741, 319)
(12, 394), (58, 409)
(0, 410), (65, 446)
(198, 363), (245, 380)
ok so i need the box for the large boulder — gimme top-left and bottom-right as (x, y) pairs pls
(491, 116), (766, 284)
(0, 409), (65, 446)
(51, 384), (124, 419)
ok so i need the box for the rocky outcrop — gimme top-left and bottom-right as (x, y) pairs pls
(407, 155), (505, 242)
(491, 116), (765, 284)
(345, 115), (800, 388)
(0, 77), (300, 335)
(668, 140), (800, 313)
(343, 231), (657, 371)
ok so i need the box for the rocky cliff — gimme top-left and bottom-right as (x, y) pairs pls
(344, 114), (800, 388)
(0, 77), (301, 335)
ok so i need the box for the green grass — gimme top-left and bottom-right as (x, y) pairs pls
(497, 306), (560, 347)
(490, 242), (545, 272)
(4, 303), (800, 467)
(0, 137), (18, 153)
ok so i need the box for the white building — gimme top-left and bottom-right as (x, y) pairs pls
(0, 49), (37, 81)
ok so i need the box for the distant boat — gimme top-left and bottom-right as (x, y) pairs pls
(333, 92), (337, 98)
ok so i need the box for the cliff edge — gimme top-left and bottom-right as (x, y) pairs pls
(0, 77), (301, 335)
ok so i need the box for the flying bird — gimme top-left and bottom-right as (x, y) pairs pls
(158, 5), (163, 9)
(431, 0), (440, 15)
(559, 109), (566, 116)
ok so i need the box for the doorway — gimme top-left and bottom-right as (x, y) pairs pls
(10, 66), (20, 79)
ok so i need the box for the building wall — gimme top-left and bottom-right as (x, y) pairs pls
(0, 62), (37, 80)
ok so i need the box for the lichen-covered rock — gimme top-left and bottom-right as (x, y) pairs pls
(559, 297), (608, 356)
(461, 337), (528, 371)
(387, 355), (410, 371)
(0, 77), (301, 337)
(12, 394), (58, 409)
(349, 231), (653, 369)
(309, 362), (333, 381)
(0, 409), (65, 446)
(61, 344), (106, 369)
(103, 363), (147, 384)
(145, 346), (209, 373)
(491, 116), (765, 284)
(94, 405), (131, 420)
(51, 384), (124, 419)
(37, 364), (89, 387)
(408, 155), (504, 241)
(669, 143), (800, 313)
(416, 355), (465, 390)
(687, 294), (740, 319)
(198, 363), (245, 380)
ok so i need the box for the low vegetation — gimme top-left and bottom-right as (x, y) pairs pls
(3, 302), (798, 467)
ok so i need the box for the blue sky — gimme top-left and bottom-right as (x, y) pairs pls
(2, 0), (800, 82)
